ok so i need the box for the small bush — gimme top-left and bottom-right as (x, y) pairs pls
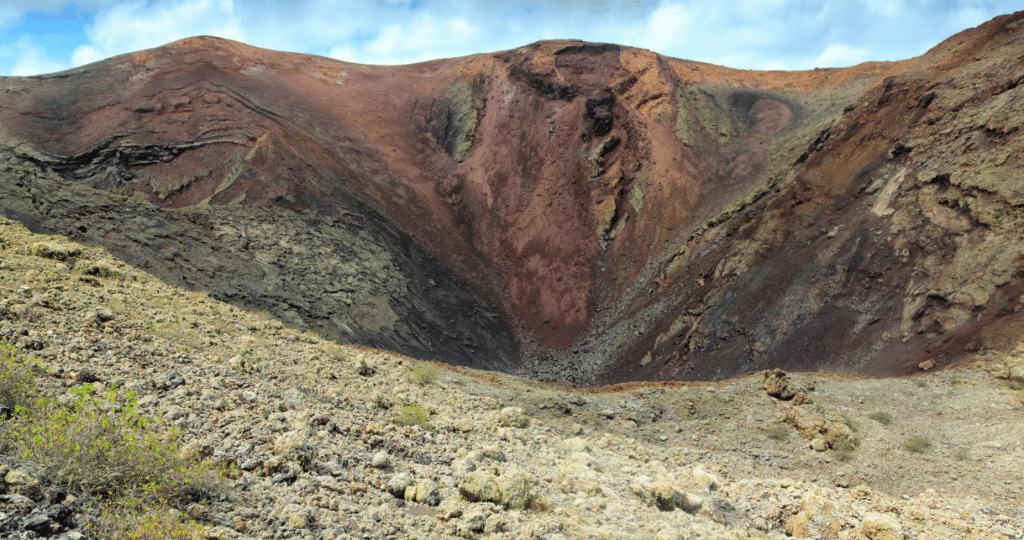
(79, 263), (123, 279)
(407, 363), (440, 385)
(85, 504), (207, 540)
(765, 425), (789, 441)
(903, 436), (932, 454)
(2, 384), (220, 505)
(868, 412), (893, 425)
(356, 359), (376, 377)
(840, 413), (859, 433)
(371, 394), (392, 410)
(395, 405), (431, 429)
(27, 242), (80, 261)
(835, 450), (855, 463)
(914, 379), (928, 388)
(952, 447), (971, 461)
(0, 343), (34, 412)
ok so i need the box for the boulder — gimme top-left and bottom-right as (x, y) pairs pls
(370, 451), (391, 469)
(404, 479), (439, 504)
(272, 430), (316, 471)
(496, 407), (529, 428)
(651, 480), (702, 513)
(388, 472), (413, 498)
(858, 512), (903, 540)
(763, 369), (813, 404)
(786, 490), (841, 540)
(782, 405), (856, 451)
(458, 469), (536, 509)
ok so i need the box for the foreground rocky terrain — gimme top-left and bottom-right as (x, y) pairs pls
(1, 12), (1023, 384)
(2, 218), (1022, 539)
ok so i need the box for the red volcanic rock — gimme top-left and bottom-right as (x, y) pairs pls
(1, 11), (1023, 384)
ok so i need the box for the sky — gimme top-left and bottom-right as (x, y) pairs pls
(0, 1), (1020, 77)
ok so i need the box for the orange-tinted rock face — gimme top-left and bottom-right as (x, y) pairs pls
(2, 11), (1023, 383)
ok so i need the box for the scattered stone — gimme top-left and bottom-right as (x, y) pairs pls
(0, 216), (1019, 539)
(451, 458), (477, 474)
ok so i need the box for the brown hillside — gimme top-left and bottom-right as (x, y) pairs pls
(1, 11), (1023, 384)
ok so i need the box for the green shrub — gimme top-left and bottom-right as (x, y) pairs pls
(85, 504), (207, 540)
(835, 450), (855, 463)
(952, 447), (970, 461)
(764, 425), (789, 441)
(0, 343), (222, 539)
(868, 412), (893, 425)
(903, 436), (932, 454)
(394, 405), (431, 429)
(0, 343), (34, 412)
(2, 383), (220, 505)
(914, 379), (928, 388)
(407, 363), (440, 385)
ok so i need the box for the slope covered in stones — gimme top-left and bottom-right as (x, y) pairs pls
(1, 12), (1023, 384)
(1, 217), (1023, 539)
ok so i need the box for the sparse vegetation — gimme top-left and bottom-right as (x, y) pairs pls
(144, 323), (208, 351)
(840, 413), (859, 433)
(868, 412), (893, 425)
(952, 447), (971, 461)
(85, 504), (207, 540)
(356, 359), (376, 377)
(0, 343), (33, 412)
(407, 362), (440, 385)
(836, 450), (855, 463)
(903, 436), (932, 454)
(0, 345), (221, 539)
(914, 379), (928, 388)
(765, 425), (789, 441)
(2, 383), (220, 503)
(394, 405), (431, 429)
(371, 393), (392, 410)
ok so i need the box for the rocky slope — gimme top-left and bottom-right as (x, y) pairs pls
(1, 13), (1024, 384)
(1, 216), (1022, 539)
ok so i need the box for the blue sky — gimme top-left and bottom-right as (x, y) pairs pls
(0, 1), (1020, 76)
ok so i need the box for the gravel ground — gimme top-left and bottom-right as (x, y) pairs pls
(1, 216), (1022, 539)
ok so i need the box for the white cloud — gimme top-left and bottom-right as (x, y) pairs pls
(864, 0), (906, 19)
(327, 45), (358, 63)
(4, 0), (1022, 77)
(811, 43), (871, 68)
(628, 2), (698, 51)
(71, 0), (244, 67)
(947, 7), (992, 31)
(8, 35), (69, 76)
(356, 12), (481, 64)
(736, 0), (789, 17)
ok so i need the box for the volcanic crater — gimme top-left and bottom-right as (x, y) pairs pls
(2, 11), (1024, 384)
